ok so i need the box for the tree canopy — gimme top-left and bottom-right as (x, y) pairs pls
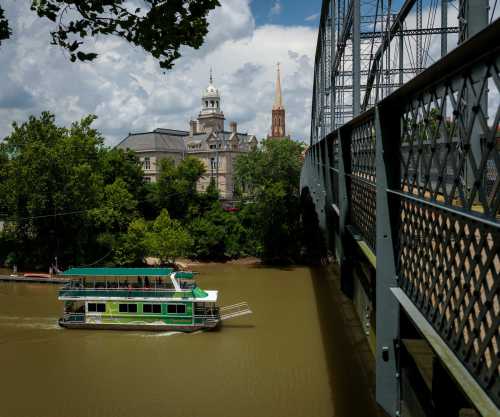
(235, 138), (305, 263)
(0, 114), (308, 269)
(0, 0), (220, 67)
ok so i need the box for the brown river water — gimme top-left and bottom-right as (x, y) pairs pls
(0, 264), (380, 417)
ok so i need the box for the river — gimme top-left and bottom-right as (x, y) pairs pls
(0, 264), (380, 417)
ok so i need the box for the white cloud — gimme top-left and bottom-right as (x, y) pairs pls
(0, 0), (316, 144)
(305, 13), (320, 22)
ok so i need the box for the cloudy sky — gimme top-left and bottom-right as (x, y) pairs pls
(0, 0), (322, 145)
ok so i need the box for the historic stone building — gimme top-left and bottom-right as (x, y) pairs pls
(268, 63), (289, 140)
(116, 72), (257, 201)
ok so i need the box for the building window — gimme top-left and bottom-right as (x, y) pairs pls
(205, 100), (209, 107)
(211, 100), (214, 107)
(119, 303), (137, 313)
(143, 157), (151, 170)
(88, 303), (106, 313)
(167, 304), (186, 314)
(209, 144), (216, 149)
(144, 176), (151, 183)
(143, 304), (161, 314)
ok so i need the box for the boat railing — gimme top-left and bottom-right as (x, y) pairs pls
(219, 302), (252, 321)
(61, 313), (85, 322)
(59, 287), (194, 298)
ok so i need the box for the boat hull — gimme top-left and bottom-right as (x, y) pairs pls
(58, 318), (219, 332)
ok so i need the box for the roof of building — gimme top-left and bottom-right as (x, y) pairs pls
(116, 129), (187, 152)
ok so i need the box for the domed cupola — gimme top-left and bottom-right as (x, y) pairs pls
(198, 68), (225, 133)
(201, 69), (221, 114)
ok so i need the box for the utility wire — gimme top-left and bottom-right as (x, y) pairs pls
(0, 187), (200, 222)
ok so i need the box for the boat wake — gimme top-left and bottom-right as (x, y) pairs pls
(0, 315), (60, 331)
(140, 331), (182, 338)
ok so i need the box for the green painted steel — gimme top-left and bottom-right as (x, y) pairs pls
(60, 267), (174, 277)
(175, 271), (197, 279)
(83, 301), (195, 325)
(192, 286), (209, 298)
(59, 288), (193, 299)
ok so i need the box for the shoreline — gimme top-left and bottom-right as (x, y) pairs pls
(176, 257), (261, 269)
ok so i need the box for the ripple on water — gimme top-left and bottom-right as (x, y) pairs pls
(0, 315), (61, 331)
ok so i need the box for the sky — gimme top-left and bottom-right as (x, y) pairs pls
(0, 0), (323, 145)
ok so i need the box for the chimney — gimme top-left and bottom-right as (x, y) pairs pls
(189, 120), (197, 136)
(230, 121), (237, 134)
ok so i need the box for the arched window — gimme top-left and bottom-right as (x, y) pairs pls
(205, 101), (208, 107)
(211, 100), (214, 107)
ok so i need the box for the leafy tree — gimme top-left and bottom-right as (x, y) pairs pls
(99, 148), (144, 197)
(144, 209), (192, 264)
(188, 203), (253, 260)
(235, 138), (305, 263)
(0, 112), (105, 268)
(157, 156), (205, 219)
(89, 178), (138, 233)
(0, 6), (9, 46)
(111, 218), (148, 266)
(0, 1), (220, 68)
(188, 216), (225, 259)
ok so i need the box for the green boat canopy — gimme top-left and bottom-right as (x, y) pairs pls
(59, 267), (174, 277)
(192, 286), (209, 298)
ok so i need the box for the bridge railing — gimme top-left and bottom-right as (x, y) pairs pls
(385, 20), (500, 407)
(340, 110), (377, 252)
(301, 18), (500, 414)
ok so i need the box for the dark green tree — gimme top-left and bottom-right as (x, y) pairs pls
(235, 138), (305, 263)
(144, 209), (192, 264)
(0, 112), (104, 268)
(0, 1), (220, 68)
(157, 156), (205, 220)
(99, 148), (144, 197)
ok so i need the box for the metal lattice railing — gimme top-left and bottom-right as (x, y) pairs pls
(349, 117), (377, 251)
(301, 13), (500, 414)
(395, 29), (500, 406)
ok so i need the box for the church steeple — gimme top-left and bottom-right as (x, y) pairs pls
(269, 63), (286, 139)
(273, 62), (283, 110)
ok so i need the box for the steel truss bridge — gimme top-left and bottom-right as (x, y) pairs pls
(301, 0), (500, 415)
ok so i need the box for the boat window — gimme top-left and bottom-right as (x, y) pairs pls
(88, 303), (105, 313)
(142, 304), (161, 314)
(167, 304), (186, 314)
(119, 303), (137, 313)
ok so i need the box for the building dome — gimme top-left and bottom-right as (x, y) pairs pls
(203, 82), (219, 98)
(203, 69), (220, 98)
(200, 68), (223, 119)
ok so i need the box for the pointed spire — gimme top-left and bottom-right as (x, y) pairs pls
(273, 62), (283, 110)
(209, 67), (213, 84)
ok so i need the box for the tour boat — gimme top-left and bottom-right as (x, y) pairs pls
(57, 267), (251, 332)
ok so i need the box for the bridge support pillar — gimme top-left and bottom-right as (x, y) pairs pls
(375, 105), (401, 416)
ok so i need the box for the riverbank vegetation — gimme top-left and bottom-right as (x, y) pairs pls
(0, 113), (306, 270)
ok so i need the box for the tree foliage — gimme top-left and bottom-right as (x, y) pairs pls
(0, 114), (306, 268)
(234, 138), (305, 263)
(157, 156), (205, 219)
(144, 209), (192, 264)
(0, 1), (220, 67)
